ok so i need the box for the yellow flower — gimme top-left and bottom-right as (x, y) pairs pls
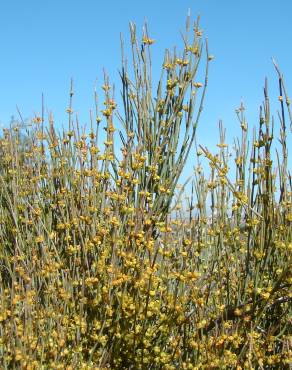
(35, 235), (44, 243)
(142, 36), (155, 45)
(234, 308), (242, 316)
(197, 319), (207, 328)
(260, 291), (270, 300)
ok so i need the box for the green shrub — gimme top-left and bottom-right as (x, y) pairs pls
(0, 16), (291, 369)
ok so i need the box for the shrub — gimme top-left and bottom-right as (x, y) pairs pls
(0, 16), (291, 369)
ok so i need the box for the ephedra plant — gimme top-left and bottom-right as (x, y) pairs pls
(0, 16), (291, 369)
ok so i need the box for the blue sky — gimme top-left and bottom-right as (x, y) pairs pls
(0, 0), (291, 157)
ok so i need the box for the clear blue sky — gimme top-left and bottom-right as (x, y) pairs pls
(0, 0), (291, 153)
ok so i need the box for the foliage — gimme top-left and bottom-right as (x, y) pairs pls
(0, 17), (291, 369)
